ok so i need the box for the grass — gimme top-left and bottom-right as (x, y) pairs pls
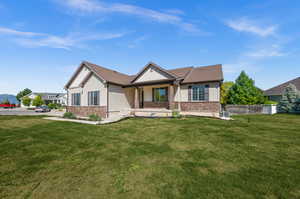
(0, 114), (299, 199)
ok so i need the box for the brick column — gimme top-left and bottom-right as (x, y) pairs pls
(134, 87), (139, 108)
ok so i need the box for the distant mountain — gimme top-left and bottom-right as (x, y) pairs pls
(0, 94), (20, 104)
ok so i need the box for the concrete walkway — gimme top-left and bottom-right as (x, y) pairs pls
(44, 115), (129, 125)
(44, 117), (99, 125)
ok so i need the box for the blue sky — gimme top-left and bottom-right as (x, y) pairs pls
(1, 0), (300, 94)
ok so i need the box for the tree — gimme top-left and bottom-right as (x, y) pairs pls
(221, 81), (234, 105)
(22, 96), (31, 107)
(227, 71), (265, 105)
(277, 84), (299, 113)
(32, 95), (44, 107)
(16, 88), (32, 101)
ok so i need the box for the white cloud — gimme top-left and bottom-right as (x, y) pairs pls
(245, 45), (286, 58)
(226, 18), (277, 37)
(0, 26), (126, 50)
(0, 27), (46, 37)
(57, 0), (202, 33)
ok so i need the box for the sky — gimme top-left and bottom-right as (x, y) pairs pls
(0, 0), (300, 95)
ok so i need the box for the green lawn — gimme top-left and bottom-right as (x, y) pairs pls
(0, 115), (300, 199)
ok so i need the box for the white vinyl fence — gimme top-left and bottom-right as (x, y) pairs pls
(225, 105), (277, 115)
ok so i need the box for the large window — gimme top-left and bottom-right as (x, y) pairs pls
(192, 85), (205, 101)
(71, 93), (81, 106)
(88, 91), (100, 106)
(153, 87), (168, 102)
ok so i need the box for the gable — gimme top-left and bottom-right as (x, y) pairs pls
(134, 66), (171, 83)
(69, 66), (91, 88)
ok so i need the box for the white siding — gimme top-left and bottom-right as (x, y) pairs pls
(68, 74), (107, 106)
(108, 84), (134, 113)
(135, 67), (169, 83)
(69, 66), (91, 88)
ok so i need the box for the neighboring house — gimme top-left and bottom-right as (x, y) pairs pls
(21, 92), (67, 107)
(65, 61), (223, 118)
(264, 77), (300, 102)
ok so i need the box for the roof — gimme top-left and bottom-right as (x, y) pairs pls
(130, 62), (178, 83)
(85, 61), (134, 85)
(264, 77), (300, 96)
(23, 92), (66, 100)
(182, 64), (223, 84)
(65, 61), (223, 88)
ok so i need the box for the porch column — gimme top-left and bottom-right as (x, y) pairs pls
(178, 84), (181, 111)
(169, 85), (174, 109)
(134, 87), (139, 108)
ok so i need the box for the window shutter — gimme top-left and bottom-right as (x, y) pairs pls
(188, 86), (192, 101)
(152, 88), (154, 102)
(205, 85), (209, 101)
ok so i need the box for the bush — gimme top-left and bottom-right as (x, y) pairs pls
(89, 114), (102, 121)
(172, 110), (181, 118)
(63, 112), (76, 119)
(48, 103), (57, 109)
(264, 100), (278, 105)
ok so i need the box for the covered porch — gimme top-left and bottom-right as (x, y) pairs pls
(131, 82), (180, 110)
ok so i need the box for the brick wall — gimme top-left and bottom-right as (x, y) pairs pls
(143, 102), (169, 109)
(179, 102), (220, 113)
(67, 106), (107, 118)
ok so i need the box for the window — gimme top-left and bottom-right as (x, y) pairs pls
(71, 93), (81, 106)
(192, 85), (205, 101)
(153, 87), (168, 102)
(88, 91), (100, 106)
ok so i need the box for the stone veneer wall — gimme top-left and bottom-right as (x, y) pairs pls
(143, 102), (169, 109)
(179, 102), (221, 113)
(67, 106), (107, 118)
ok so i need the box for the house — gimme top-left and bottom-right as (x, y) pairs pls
(21, 92), (67, 107)
(264, 77), (300, 102)
(65, 61), (223, 118)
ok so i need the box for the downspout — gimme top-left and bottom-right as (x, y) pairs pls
(107, 83), (109, 118)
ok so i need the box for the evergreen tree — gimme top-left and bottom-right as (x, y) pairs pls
(277, 84), (299, 113)
(227, 71), (265, 105)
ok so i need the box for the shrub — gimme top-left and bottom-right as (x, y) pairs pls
(264, 100), (278, 105)
(172, 110), (181, 118)
(89, 114), (101, 121)
(48, 103), (57, 109)
(63, 112), (76, 119)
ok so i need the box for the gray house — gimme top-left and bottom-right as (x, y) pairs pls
(65, 61), (224, 118)
(264, 77), (300, 102)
